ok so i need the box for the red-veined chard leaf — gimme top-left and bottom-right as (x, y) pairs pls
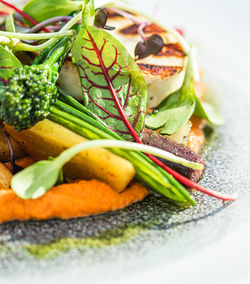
(72, 25), (148, 141)
(0, 45), (22, 93)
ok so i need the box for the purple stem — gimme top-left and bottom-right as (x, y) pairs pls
(109, 8), (151, 42)
(4, 130), (23, 174)
(26, 16), (72, 33)
(46, 25), (64, 31)
(138, 21), (150, 42)
(109, 8), (142, 25)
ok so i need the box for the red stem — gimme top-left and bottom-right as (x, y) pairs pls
(146, 154), (237, 201)
(87, 31), (237, 203)
(0, 0), (50, 33)
(0, 11), (8, 16)
(175, 27), (184, 36)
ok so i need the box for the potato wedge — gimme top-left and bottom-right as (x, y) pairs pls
(0, 162), (12, 189)
(5, 120), (136, 192)
(0, 123), (26, 163)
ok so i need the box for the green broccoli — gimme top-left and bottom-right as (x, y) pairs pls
(0, 36), (73, 131)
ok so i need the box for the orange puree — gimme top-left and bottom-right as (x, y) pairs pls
(0, 180), (149, 224)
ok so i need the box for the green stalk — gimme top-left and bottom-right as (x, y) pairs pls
(0, 30), (73, 40)
(13, 12), (81, 52)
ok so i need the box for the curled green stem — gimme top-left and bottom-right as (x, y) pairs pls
(13, 12), (82, 53)
(0, 30), (74, 40)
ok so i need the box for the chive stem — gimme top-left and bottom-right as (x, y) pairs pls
(0, 30), (73, 40)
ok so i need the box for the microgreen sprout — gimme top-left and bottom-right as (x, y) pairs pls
(108, 8), (164, 59)
(135, 21), (164, 59)
(94, 8), (115, 30)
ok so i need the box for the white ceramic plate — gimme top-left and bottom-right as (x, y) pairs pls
(1, 1), (250, 283)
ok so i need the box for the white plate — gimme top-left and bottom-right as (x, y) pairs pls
(1, 1), (250, 283)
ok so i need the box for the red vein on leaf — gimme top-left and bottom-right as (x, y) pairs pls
(132, 96), (142, 129)
(0, 66), (12, 69)
(107, 46), (119, 71)
(79, 65), (109, 89)
(81, 46), (95, 51)
(0, 11), (8, 16)
(110, 65), (122, 82)
(123, 76), (132, 109)
(81, 54), (101, 67)
(0, 78), (9, 84)
(0, 0), (50, 33)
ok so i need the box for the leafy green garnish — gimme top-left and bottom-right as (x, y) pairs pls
(146, 51), (224, 134)
(72, 0), (148, 140)
(23, 0), (83, 23)
(194, 97), (225, 125)
(5, 13), (15, 33)
(0, 45), (22, 93)
(11, 139), (203, 200)
(82, 0), (95, 27)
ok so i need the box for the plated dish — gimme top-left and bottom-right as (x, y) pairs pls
(0, 0), (237, 225)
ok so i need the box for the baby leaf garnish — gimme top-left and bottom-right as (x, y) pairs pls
(94, 8), (115, 30)
(0, 45), (22, 93)
(11, 139), (204, 200)
(5, 13), (15, 33)
(194, 97), (225, 125)
(73, 2), (148, 140)
(23, 0), (83, 23)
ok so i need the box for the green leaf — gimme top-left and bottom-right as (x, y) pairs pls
(0, 45), (22, 93)
(194, 96), (225, 125)
(146, 54), (196, 135)
(82, 0), (95, 27)
(160, 100), (195, 135)
(72, 25), (148, 141)
(23, 0), (83, 23)
(5, 13), (15, 33)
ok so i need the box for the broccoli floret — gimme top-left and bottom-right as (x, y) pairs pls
(0, 65), (58, 131)
(0, 36), (72, 131)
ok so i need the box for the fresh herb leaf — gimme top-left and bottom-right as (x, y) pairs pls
(72, 11), (148, 140)
(5, 13), (15, 33)
(148, 96), (195, 135)
(82, 0), (95, 27)
(23, 0), (83, 23)
(0, 45), (22, 93)
(194, 96), (225, 125)
(11, 139), (203, 200)
(146, 54), (196, 135)
(48, 156), (64, 185)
